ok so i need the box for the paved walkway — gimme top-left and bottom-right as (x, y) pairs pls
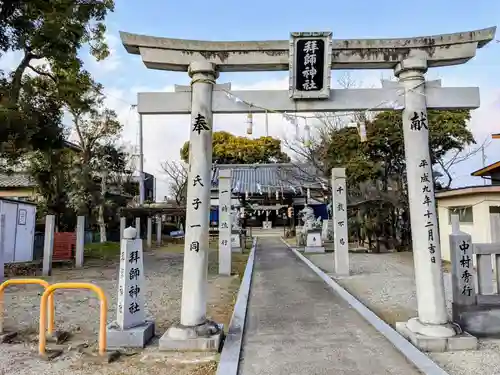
(238, 238), (422, 375)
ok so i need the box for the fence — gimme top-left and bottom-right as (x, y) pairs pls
(33, 230), (119, 261)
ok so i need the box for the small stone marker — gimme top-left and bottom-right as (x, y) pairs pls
(107, 226), (154, 348)
(231, 232), (241, 250)
(75, 216), (85, 268)
(305, 231), (325, 253)
(42, 215), (55, 276)
(156, 215), (162, 246)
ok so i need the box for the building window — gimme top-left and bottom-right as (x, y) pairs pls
(448, 206), (474, 224)
(489, 206), (500, 214)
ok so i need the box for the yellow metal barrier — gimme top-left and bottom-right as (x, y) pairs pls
(39, 283), (107, 357)
(0, 278), (55, 335)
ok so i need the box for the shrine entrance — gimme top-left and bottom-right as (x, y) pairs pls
(120, 27), (496, 350)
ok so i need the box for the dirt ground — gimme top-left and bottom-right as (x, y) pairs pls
(0, 244), (249, 375)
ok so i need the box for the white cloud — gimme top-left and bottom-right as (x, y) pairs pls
(86, 32), (123, 74)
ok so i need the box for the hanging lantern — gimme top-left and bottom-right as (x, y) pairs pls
(246, 112), (253, 135)
(245, 191), (249, 200)
(275, 190), (279, 200)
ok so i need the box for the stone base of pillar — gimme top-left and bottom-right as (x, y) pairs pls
(231, 233), (241, 249)
(106, 320), (155, 349)
(396, 318), (478, 352)
(304, 246), (325, 253)
(159, 320), (223, 352)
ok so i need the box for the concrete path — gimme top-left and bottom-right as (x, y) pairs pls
(238, 238), (422, 375)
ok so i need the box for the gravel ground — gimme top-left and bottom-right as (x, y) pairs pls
(306, 251), (500, 375)
(0, 248), (246, 375)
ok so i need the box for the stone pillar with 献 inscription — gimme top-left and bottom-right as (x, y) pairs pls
(394, 52), (458, 341)
(159, 61), (223, 351)
(107, 227), (154, 348)
(218, 169), (232, 276)
(332, 168), (349, 276)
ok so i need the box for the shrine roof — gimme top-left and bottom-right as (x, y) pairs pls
(120, 27), (496, 72)
(210, 163), (327, 194)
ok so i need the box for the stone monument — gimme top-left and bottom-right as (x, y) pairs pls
(299, 206), (324, 253)
(120, 26), (495, 351)
(332, 168), (349, 276)
(218, 169), (232, 276)
(107, 227), (154, 348)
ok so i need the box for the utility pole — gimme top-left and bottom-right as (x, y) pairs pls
(482, 144), (487, 186)
(131, 104), (145, 205)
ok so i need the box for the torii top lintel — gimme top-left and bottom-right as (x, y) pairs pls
(119, 27), (496, 72)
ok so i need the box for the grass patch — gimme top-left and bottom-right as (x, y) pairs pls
(84, 241), (120, 261)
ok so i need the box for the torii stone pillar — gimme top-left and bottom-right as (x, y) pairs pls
(159, 61), (223, 351)
(395, 53), (456, 339)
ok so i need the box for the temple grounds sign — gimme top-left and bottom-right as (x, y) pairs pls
(289, 32), (332, 99)
(120, 26), (496, 352)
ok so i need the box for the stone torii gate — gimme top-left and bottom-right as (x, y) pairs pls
(120, 27), (496, 351)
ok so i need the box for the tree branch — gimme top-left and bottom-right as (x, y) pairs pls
(27, 64), (58, 83)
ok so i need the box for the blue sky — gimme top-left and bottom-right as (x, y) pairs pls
(9, 0), (500, 199)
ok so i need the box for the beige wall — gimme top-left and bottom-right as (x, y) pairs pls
(438, 193), (500, 261)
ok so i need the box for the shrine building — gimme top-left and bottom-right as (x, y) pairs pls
(209, 163), (329, 228)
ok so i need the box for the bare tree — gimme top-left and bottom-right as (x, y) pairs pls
(160, 161), (188, 205)
(436, 137), (492, 189)
(281, 72), (368, 191)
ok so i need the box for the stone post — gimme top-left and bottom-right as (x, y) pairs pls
(159, 61), (222, 351)
(135, 217), (141, 239)
(147, 217), (152, 248)
(42, 215), (55, 276)
(332, 168), (349, 275)
(0, 214), (5, 282)
(394, 52), (456, 338)
(75, 216), (85, 268)
(120, 217), (126, 241)
(450, 226), (476, 320)
(156, 215), (162, 246)
(107, 227), (154, 348)
(218, 169), (232, 275)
